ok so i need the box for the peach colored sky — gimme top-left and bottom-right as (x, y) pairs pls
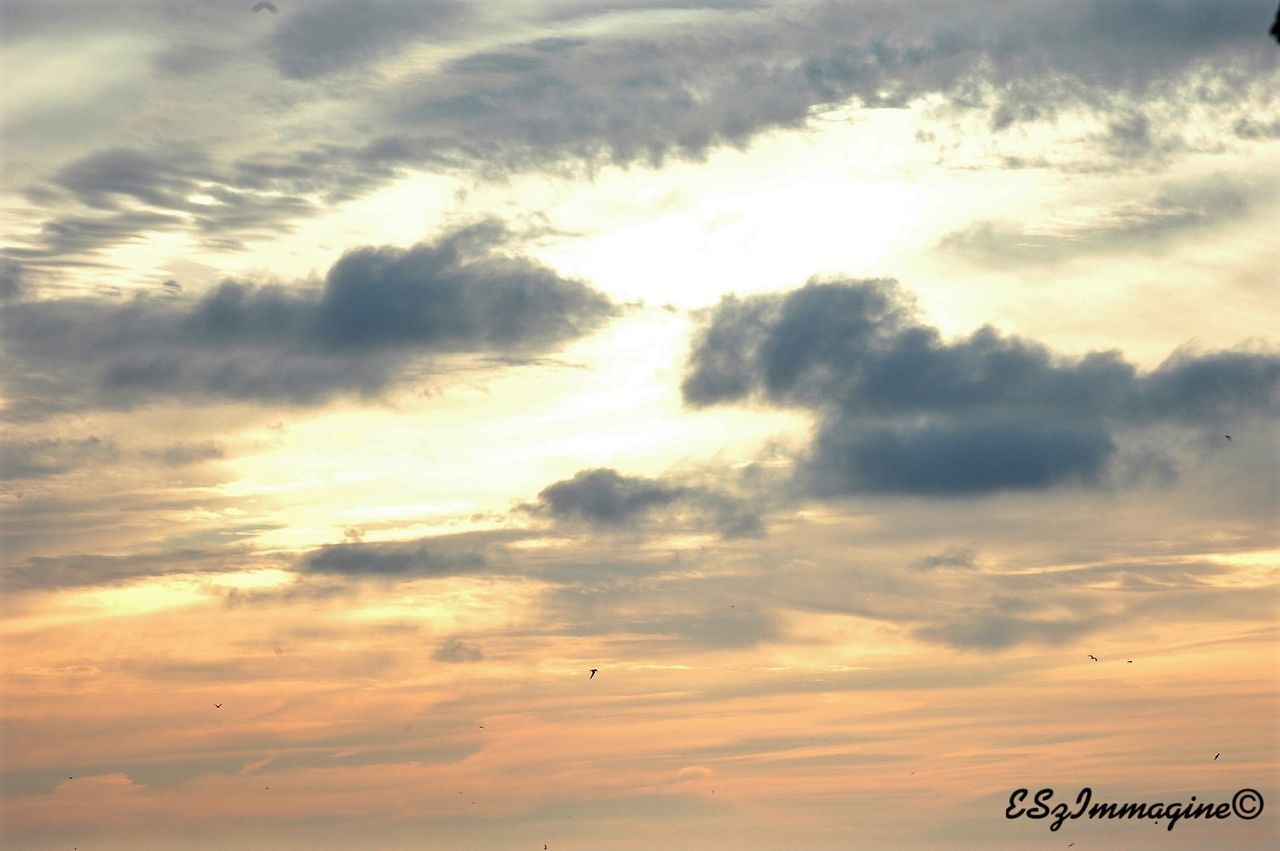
(3, 1), (1279, 849)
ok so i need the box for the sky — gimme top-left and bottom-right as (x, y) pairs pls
(1, 1), (1278, 848)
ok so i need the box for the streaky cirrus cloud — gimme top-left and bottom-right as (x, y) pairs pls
(0, 222), (616, 417)
(683, 279), (1279, 495)
(299, 529), (529, 578)
(938, 173), (1277, 266)
(7, 1), (1276, 268)
(0, 436), (119, 480)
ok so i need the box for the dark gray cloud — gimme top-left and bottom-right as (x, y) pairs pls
(303, 536), (490, 577)
(384, 0), (1271, 172)
(809, 420), (1115, 496)
(533, 468), (686, 526)
(0, 437), (119, 480)
(525, 467), (765, 537)
(683, 279), (1279, 496)
(1, 223), (615, 416)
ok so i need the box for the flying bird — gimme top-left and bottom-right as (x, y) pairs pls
(252, 1), (278, 13)
(1127, 660), (1133, 663)
(1214, 752), (1220, 760)
(589, 668), (598, 679)
(1088, 654), (1098, 662)
(214, 703), (222, 708)
(1225, 435), (1232, 441)
(1272, 4), (1280, 43)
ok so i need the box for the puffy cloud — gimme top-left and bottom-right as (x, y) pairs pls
(531, 468), (686, 527)
(1, 223), (615, 416)
(525, 467), (765, 537)
(683, 279), (1279, 496)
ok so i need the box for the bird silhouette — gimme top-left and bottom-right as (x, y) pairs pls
(1214, 752), (1220, 760)
(1225, 435), (1233, 441)
(214, 703), (222, 708)
(1127, 660), (1133, 663)
(1088, 654), (1098, 662)
(589, 668), (598, 679)
(1272, 3), (1280, 43)
(252, 1), (278, 13)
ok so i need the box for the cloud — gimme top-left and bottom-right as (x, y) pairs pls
(1, 547), (241, 593)
(913, 605), (1103, 650)
(8, 1), (1274, 266)
(268, 0), (471, 80)
(0, 259), (25, 301)
(683, 279), (1279, 496)
(382, 0), (1272, 173)
(808, 420), (1115, 496)
(303, 536), (491, 577)
(433, 637), (484, 663)
(0, 437), (119, 480)
(938, 173), (1272, 265)
(531, 468), (685, 526)
(149, 442), (225, 466)
(525, 467), (765, 537)
(912, 546), (977, 571)
(1, 223), (615, 416)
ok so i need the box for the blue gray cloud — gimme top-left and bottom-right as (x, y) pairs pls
(526, 467), (766, 537)
(683, 279), (1279, 495)
(1, 223), (615, 416)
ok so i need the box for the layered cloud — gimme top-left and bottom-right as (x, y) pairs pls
(0, 437), (119, 480)
(6, 1), (1276, 267)
(267, 0), (470, 80)
(683, 279), (1279, 495)
(1, 223), (615, 417)
(939, 173), (1276, 266)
